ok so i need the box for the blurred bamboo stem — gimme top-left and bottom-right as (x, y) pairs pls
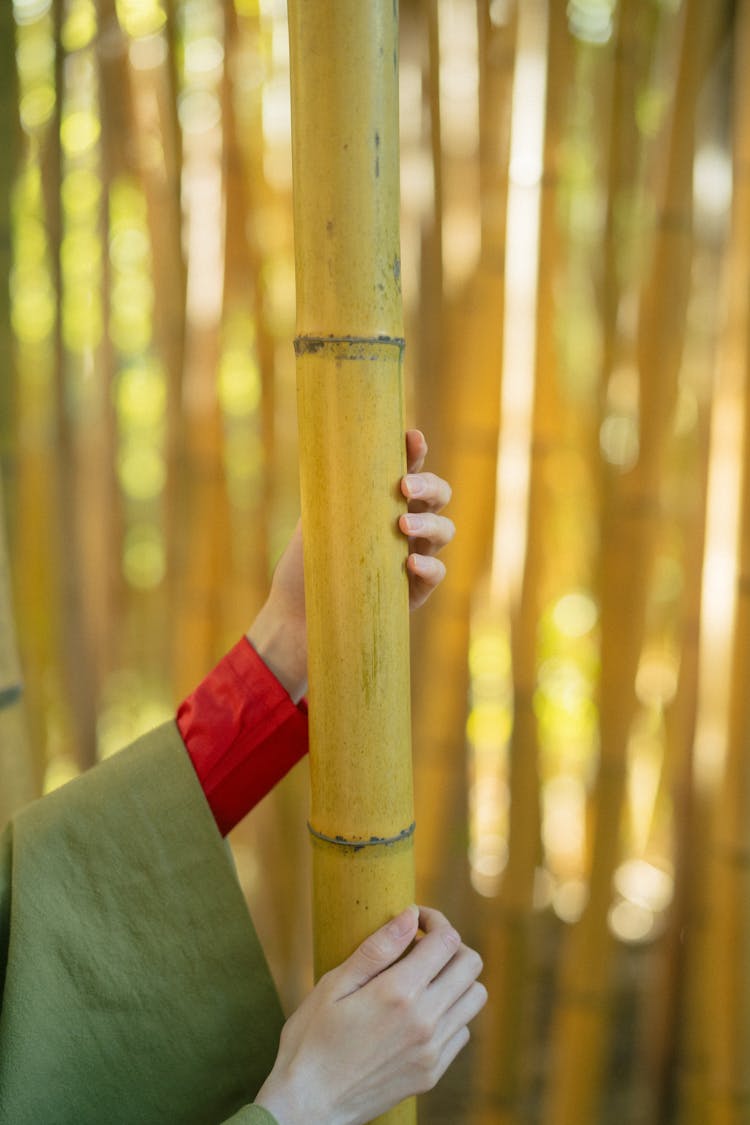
(47, 0), (99, 770)
(411, 0), (518, 913)
(545, 1), (721, 1119)
(0, 3), (34, 819)
(288, 5), (414, 1121)
(0, 0), (16, 461)
(476, 4), (569, 1120)
(415, 0), (444, 447)
(0, 482), (23, 714)
(707, 4), (750, 1119)
(0, 476), (34, 823)
(650, 377), (711, 1121)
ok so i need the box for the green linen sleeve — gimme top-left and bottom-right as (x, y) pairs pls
(221, 1106), (279, 1124)
(0, 722), (285, 1125)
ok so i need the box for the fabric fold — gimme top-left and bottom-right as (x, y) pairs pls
(0, 723), (284, 1125)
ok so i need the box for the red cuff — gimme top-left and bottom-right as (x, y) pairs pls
(176, 637), (309, 835)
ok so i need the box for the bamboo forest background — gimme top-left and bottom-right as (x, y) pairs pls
(1, 0), (747, 1122)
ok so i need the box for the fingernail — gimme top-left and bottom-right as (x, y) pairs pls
(405, 475), (424, 497)
(388, 904), (419, 938)
(405, 515), (425, 533)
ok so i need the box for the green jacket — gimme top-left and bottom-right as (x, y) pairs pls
(0, 722), (284, 1124)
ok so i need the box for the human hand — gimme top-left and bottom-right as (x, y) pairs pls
(246, 429), (454, 702)
(254, 906), (486, 1125)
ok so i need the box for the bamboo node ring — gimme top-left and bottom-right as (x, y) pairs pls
(294, 334), (405, 357)
(307, 821), (416, 851)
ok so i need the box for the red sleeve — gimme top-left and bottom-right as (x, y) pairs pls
(176, 637), (309, 836)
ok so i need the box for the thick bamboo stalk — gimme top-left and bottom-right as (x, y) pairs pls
(287, 12), (415, 1124)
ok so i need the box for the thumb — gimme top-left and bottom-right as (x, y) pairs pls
(332, 905), (420, 997)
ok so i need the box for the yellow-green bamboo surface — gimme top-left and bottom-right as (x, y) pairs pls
(287, 4), (414, 1122)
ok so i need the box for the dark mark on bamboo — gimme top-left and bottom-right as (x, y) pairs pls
(0, 683), (23, 711)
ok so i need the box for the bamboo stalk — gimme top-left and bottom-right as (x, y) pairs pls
(0, 0), (16, 466)
(414, 0), (444, 448)
(646, 378), (712, 1122)
(220, 0), (311, 1012)
(545, 3), (724, 1121)
(706, 5), (750, 1119)
(227, 2), (279, 522)
(44, 0), (99, 771)
(472, 5), (570, 1121)
(0, 477), (35, 825)
(0, 495), (23, 715)
(170, 0), (232, 694)
(0, 0), (35, 821)
(410, 0), (518, 915)
(287, 4), (413, 1121)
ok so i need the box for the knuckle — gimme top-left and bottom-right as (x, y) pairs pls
(380, 977), (411, 1012)
(415, 1040), (440, 1080)
(415, 1065), (437, 1095)
(412, 1013), (435, 1046)
(359, 932), (390, 966)
(317, 968), (337, 994)
(427, 1050), (448, 1089)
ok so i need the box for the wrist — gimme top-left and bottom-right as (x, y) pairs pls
(246, 600), (308, 704)
(254, 1066), (320, 1125)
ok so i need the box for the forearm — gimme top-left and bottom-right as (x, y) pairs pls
(246, 602), (307, 705)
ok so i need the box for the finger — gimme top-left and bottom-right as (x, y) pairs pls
(332, 905), (420, 997)
(407, 554), (447, 610)
(430, 1024), (471, 1086)
(405, 429), (428, 475)
(389, 907), (462, 995)
(401, 472), (452, 513)
(427, 946), (485, 1020)
(399, 512), (456, 555)
(434, 980), (488, 1047)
